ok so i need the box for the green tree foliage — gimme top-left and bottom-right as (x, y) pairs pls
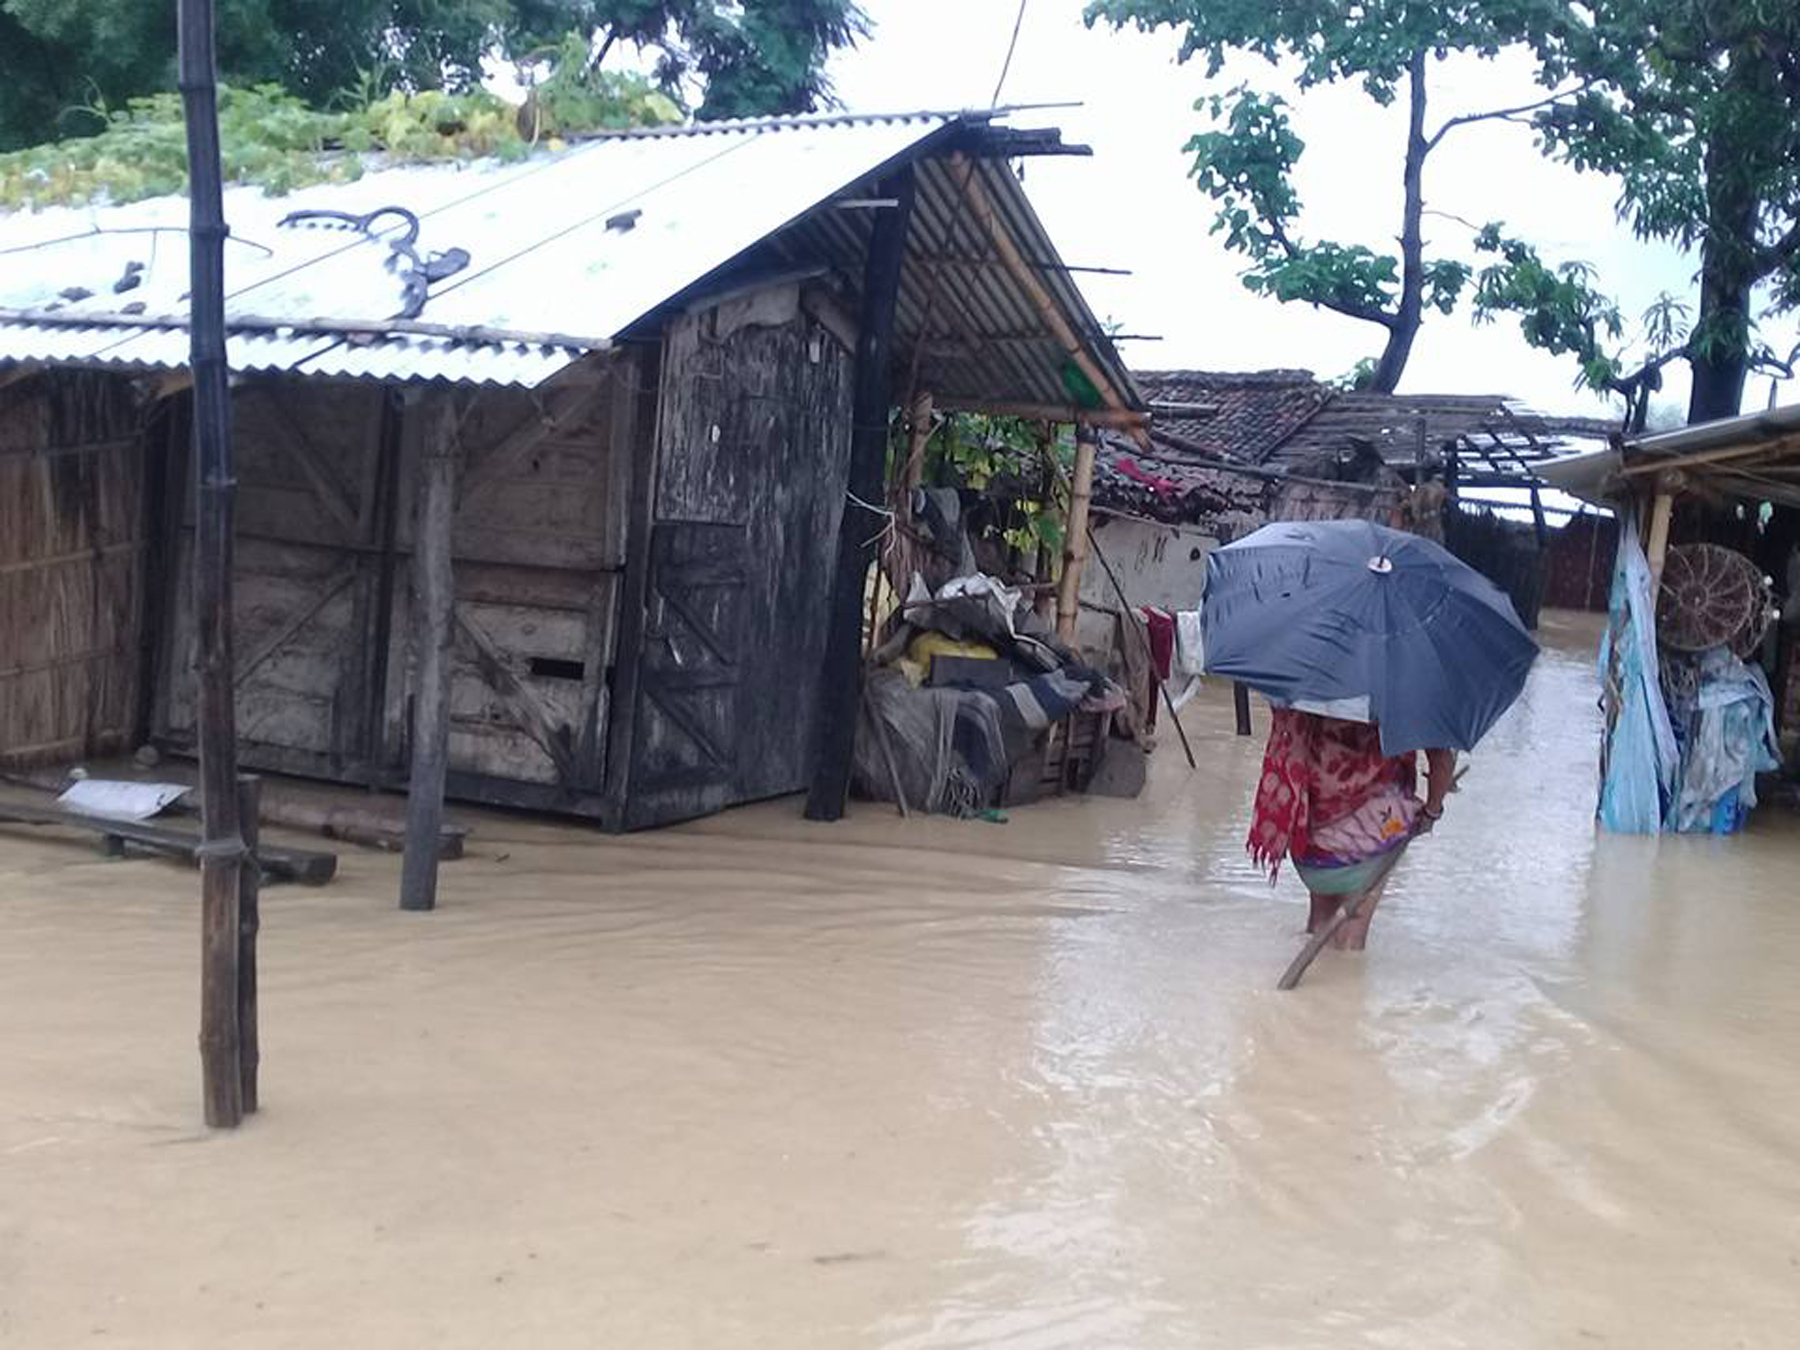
(1090, 1), (1800, 424)
(0, 2), (866, 153)
(1086, 1), (1589, 394)
(1508, 3), (1800, 421)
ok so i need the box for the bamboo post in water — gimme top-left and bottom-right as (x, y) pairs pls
(179, 0), (247, 1130)
(400, 397), (460, 912)
(236, 773), (261, 1113)
(1055, 426), (1097, 644)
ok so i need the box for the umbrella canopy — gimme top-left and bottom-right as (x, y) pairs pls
(1201, 519), (1538, 755)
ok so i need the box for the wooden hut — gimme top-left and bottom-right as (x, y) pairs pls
(0, 110), (1140, 829)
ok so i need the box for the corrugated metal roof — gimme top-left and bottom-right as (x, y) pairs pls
(0, 111), (964, 387)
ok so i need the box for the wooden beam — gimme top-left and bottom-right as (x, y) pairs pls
(1055, 427), (1098, 644)
(1645, 474), (1679, 590)
(947, 153), (1150, 452)
(253, 387), (361, 537)
(806, 165), (915, 822)
(236, 774), (262, 1114)
(930, 396), (1148, 427)
(454, 610), (580, 785)
(399, 395), (460, 912)
(232, 560), (358, 688)
(0, 789), (335, 883)
(457, 381), (604, 503)
(900, 390), (934, 497)
(1621, 433), (1800, 477)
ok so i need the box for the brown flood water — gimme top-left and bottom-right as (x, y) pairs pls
(3, 611), (1799, 1348)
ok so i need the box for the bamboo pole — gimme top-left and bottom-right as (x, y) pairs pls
(1645, 476), (1678, 589)
(946, 154), (1150, 452)
(900, 391), (934, 498)
(399, 397), (460, 912)
(180, 0), (246, 1130)
(1055, 427), (1097, 644)
(1034, 423), (1058, 621)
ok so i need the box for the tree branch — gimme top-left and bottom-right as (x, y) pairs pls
(1426, 80), (1595, 152)
(1757, 217), (1800, 278)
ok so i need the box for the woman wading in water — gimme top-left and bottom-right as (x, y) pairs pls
(1249, 709), (1457, 950)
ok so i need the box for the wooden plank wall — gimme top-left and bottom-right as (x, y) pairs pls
(0, 371), (150, 768)
(627, 285), (854, 822)
(382, 373), (629, 794)
(156, 362), (630, 808)
(158, 379), (391, 777)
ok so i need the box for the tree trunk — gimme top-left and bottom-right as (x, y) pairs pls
(1687, 43), (1769, 425)
(1368, 49), (1430, 395)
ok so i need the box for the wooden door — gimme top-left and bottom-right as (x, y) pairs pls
(622, 521), (748, 826)
(378, 375), (630, 806)
(157, 380), (390, 778)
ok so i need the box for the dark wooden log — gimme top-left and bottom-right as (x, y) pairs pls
(0, 792), (337, 884)
(805, 169), (915, 822)
(179, 0), (245, 1130)
(1234, 682), (1253, 737)
(236, 773), (261, 1113)
(399, 396), (460, 911)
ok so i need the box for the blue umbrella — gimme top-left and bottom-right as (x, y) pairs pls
(1201, 519), (1537, 755)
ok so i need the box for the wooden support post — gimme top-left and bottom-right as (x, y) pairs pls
(399, 397), (460, 911)
(1055, 425), (1097, 645)
(1035, 423), (1058, 621)
(1645, 474), (1679, 590)
(1234, 681), (1253, 737)
(900, 390), (934, 498)
(236, 773), (261, 1113)
(806, 168), (915, 822)
(181, 0), (246, 1130)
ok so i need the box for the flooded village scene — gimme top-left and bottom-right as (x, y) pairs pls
(3, 3), (1800, 1347)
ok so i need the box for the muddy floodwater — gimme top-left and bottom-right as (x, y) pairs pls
(4, 612), (1799, 1348)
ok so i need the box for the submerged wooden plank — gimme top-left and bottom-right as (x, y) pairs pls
(0, 795), (336, 885)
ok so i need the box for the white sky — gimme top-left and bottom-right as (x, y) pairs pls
(827, 0), (1799, 422)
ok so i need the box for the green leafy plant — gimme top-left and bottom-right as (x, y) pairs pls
(0, 48), (683, 211)
(910, 413), (1074, 562)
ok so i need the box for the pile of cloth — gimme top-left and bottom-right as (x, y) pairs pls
(852, 573), (1125, 816)
(1599, 515), (1781, 835)
(1662, 645), (1780, 834)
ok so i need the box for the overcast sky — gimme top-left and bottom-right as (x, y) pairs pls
(827, 0), (1798, 422)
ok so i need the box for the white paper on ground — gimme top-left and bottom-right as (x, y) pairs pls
(56, 780), (192, 822)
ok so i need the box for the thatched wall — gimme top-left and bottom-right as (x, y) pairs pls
(0, 370), (151, 768)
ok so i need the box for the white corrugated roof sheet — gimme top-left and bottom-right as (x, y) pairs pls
(0, 112), (957, 387)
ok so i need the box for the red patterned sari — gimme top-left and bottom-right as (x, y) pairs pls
(1248, 709), (1418, 882)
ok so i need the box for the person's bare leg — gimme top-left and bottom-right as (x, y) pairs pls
(1307, 891), (1341, 934)
(1333, 874), (1392, 951)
